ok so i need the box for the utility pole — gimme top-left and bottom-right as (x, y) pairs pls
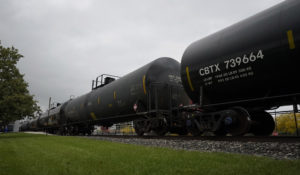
(293, 103), (299, 137)
(48, 97), (51, 117)
(46, 97), (51, 136)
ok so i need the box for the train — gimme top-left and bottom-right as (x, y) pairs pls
(21, 58), (190, 135)
(20, 0), (300, 136)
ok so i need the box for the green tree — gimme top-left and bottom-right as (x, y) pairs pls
(0, 41), (40, 126)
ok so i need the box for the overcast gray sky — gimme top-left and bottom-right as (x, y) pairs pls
(1, 0), (284, 112)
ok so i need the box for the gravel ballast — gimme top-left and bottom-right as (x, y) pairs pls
(85, 136), (300, 160)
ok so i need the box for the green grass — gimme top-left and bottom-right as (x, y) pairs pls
(0, 133), (299, 175)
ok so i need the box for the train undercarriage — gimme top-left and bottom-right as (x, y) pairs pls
(43, 122), (95, 136)
(131, 84), (299, 137)
(39, 105), (281, 136)
(132, 107), (276, 137)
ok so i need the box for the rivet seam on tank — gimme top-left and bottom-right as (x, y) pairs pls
(287, 30), (295, 50)
(186, 66), (194, 91)
(90, 112), (97, 120)
(143, 75), (147, 95)
(97, 96), (100, 104)
(114, 91), (116, 100)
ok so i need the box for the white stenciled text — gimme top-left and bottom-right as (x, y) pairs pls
(198, 64), (221, 76)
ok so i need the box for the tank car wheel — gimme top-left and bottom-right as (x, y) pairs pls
(154, 129), (168, 136)
(249, 111), (275, 136)
(153, 119), (168, 136)
(190, 129), (203, 136)
(86, 130), (92, 136)
(186, 119), (203, 136)
(226, 107), (251, 136)
(214, 127), (227, 136)
(177, 129), (188, 136)
(135, 128), (144, 136)
(133, 120), (145, 136)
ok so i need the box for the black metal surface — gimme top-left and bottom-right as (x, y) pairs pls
(63, 57), (188, 125)
(249, 111), (275, 136)
(181, 0), (300, 110)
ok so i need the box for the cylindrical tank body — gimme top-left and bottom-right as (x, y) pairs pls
(38, 104), (64, 128)
(181, 0), (300, 109)
(28, 118), (39, 131)
(38, 113), (48, 128)
(64, 57), (189, 124)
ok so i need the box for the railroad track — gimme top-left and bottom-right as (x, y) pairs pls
(83, 134), (300, 160)
(86, 134), (300, 143)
